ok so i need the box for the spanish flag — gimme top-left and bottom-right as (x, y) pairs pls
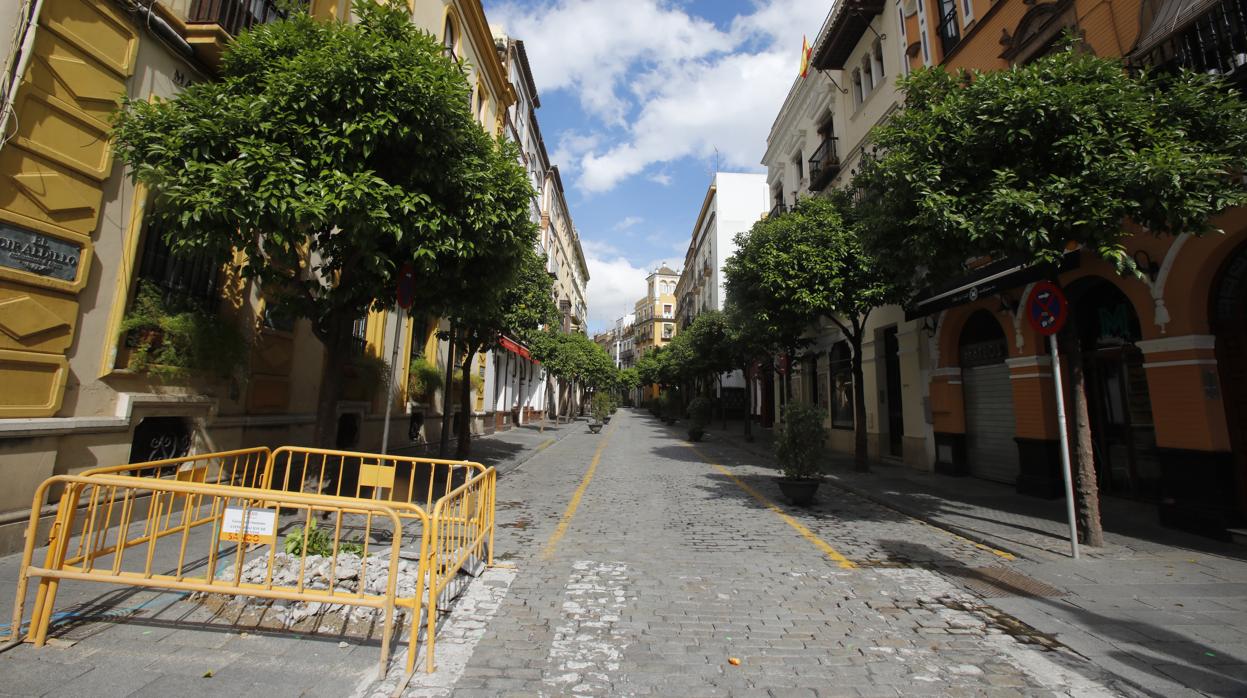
(800, 35), (812, 78)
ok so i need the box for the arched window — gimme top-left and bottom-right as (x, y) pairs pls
(442, 16), (457, 59)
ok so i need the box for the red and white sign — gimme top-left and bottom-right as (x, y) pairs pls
(1026, 281), (1069, 337)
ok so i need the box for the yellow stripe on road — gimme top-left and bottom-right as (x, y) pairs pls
(688, 445), (856, 570)
(533, 438), (556, 454)
(541, 422), (614, 560)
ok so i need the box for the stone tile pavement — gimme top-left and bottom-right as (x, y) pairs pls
(704, 416), (1247, 697)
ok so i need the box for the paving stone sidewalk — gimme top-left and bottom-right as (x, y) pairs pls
(701, 417), (1247, 696)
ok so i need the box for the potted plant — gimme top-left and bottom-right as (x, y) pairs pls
(120, 282), (249, 380)
(343, 353), (389, 401)
(406, 356), (443, 405)
(686, 396), (712, 442)
(661, 388), (680, 425)
(589, 392), (611, 434)
(774, 402), (828, 506)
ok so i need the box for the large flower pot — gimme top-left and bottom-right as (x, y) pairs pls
(687, 427), (704, 442)
(777, 477), (821, 506)
(588, 422), (603, 434)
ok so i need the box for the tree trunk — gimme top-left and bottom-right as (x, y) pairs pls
(850, 336), (869, 472)
(743, 363), (754, 442)
(456, 342), (479, 459)
(312, 316), (351, 448)
(438, 324), (457, 458)
(1062, 330), (1105, 546)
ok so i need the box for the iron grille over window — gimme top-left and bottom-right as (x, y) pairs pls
(349, 317), (368, 356)
(808, 136), (841, 191)
(136, 221), (223, 310)
(188, 0), (300, 37)
(938, 1), (961, 57)
(1139, 0), (1247, 82)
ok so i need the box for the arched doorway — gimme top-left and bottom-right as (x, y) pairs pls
(1212, 243), (1247, 516)
(959, 310), (1019, 483)
(1067, 277), (1159, 500)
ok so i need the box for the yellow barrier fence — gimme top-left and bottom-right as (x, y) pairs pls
(8, 473), (428, 672)
(426, 466), (496, 672)
(8, 446), (498, 675)
(265, 446), (485, 514)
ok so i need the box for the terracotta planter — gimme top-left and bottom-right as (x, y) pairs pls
(777, 477), (821, 506)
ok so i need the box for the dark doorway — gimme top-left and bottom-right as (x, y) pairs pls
(883, 328), (904, 458)
(761, 369), (774, 428)
(335, 412), (360, 450)
(1068, 278), (1159, 500)
(1213, 243), (1247, 517)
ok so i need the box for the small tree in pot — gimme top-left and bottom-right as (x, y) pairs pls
(686, 396), (712, 442)
(588, 392), (611, 434)
(775, 402), (828, 506)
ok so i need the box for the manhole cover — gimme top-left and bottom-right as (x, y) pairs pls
(943, 566), (1065, 598)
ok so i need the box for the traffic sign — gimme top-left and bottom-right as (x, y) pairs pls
(396, 262), (416, 310)
(1026, 281), (1068, 336)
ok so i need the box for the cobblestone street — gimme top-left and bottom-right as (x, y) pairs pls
(393, 410), (1122, 697)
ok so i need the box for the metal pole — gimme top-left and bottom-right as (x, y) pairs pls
(1048, 333), (1080, 560)
(380, 310), (403, 456)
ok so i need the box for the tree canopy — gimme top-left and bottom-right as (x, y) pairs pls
(855, 46), (1247, 282)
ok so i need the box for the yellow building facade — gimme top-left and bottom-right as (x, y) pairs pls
(0, 0), (516, 554)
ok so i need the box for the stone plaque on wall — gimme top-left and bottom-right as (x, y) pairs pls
(0, 223), (82, 282)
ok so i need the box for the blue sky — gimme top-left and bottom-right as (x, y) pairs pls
(484, 0), (830, 333)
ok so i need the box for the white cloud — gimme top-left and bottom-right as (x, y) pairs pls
(490, 0), (829, 192)
(584, 251), (648, 333)
(613, 216), (643, 232)
(648, 171), (672, 186)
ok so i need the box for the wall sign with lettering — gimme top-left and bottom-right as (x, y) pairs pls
(0, 224), (82, 282)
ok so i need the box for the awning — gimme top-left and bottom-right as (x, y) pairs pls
(1131, 0), (1221, 58)
(904, 252), (1081, 320)
(499, 336), (533, 361)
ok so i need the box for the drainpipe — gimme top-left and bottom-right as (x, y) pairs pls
(0, 0), (46, 154)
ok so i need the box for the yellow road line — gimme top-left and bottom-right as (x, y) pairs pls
(688, 446), (855, 570)
(540, 423), (614, 560)
(533, 438), (556, 454)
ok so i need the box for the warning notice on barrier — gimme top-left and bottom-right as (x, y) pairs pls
(221, 506), (277, 545)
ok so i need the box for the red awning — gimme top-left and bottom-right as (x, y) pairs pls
(499, 336), (533, 361)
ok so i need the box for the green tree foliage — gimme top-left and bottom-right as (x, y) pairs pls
(529, 330), (618, 419)
(855, 46), (1247, 281)
(854, 46), (1247, 545)
(111, 1), (535, 446)
(450, 248), (557, 456)
(725, 195), (901, 469)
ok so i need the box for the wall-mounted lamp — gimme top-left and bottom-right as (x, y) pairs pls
(1132, 249), (1160, 283)
(997, 292), (1019, 314)
(921, 315), (938, 337)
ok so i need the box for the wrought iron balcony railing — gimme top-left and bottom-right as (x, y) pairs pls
(189, 0), (300, 37)
(938, 6), (961, 59)
(1141, 0), (1247, 83)
(807, 137), (841, 191)
(768, 202), (787, 218)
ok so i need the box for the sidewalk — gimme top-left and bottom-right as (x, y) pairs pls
(699, 415), (1247, 696)
(391, 416), (581, 477)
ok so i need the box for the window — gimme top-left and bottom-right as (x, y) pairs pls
(442, 16), (457, 59)
(961, 0), (974, 24)
(937, 0), (960, 57)
(662, 304), (673, 318)
(861, 56), (874, 98)
(896, 0), (912, 76)
(135, 217), (222, 310)
(917, 0), (931, 65)
(793, 151), (804, 182)
(350, 316), (368, 355)
(830, 342), (854, 429)
(662, 323), (674, 339)
(873, 39), (886, 84)
(852, 68), (864, 108)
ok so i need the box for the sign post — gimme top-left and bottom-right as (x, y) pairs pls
(381, 263), (416, 457)
(1026, 281), (1079, 559)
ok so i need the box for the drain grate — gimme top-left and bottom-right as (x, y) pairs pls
(943, 566), (1066, 598)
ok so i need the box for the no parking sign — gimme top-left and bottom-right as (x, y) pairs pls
(1026, 281), (1068, 336)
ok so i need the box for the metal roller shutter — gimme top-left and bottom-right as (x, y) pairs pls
(963, 363), (1019, 484)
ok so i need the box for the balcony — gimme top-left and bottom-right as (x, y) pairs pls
(768, 202), (787, 218)
(184, 0), (303, 70)
(938, 6), (961, 59)
(1134, 0), (1247, 86)
(810, 0), (887, 70)
(807, 137), (841, 192)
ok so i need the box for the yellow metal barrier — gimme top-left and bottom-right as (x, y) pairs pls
(9, 445), (498, 676)
(8, 473), (429, 672)
(265, 446), (485, 513)
(425, 466), (496, 672)
(83, 446), (273, 487)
